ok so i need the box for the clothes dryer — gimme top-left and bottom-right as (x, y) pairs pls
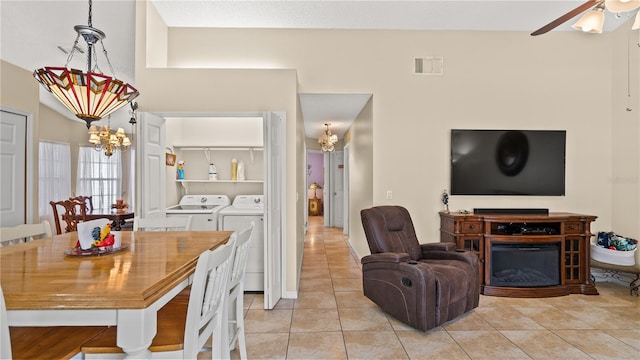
(218, 195), (264, 291)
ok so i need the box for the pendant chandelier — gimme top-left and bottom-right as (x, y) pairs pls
(88, 116), (131, 157)
(33, 0), (139, 128)
(318, 123), (339, 152)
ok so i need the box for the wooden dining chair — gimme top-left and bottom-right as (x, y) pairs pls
(82, 234), (238, 359)
(0, 220), (52, 247)
(70, 195), (94, 213)
(49, 199), (87, 235)
(134, 215), (193, 231)
(1, 285), (108, 360)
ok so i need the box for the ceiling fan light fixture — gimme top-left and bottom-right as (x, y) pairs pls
(605, 0), (640, 13)
(633, 10), (640, 29)
(572, 5), (606, 33)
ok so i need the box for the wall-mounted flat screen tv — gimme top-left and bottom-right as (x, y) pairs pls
(450, 129), (566, 196)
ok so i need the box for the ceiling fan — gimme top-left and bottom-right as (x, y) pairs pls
(531, 0), (640, 36)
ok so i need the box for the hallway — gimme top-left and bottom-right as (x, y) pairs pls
(227, 216), (640, 359)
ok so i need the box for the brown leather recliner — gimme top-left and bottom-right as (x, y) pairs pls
(361, 206), (480, 331)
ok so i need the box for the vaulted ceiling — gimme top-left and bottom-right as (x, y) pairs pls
(1, 1), (636, 136)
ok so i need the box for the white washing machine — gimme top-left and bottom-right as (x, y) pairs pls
(166, 195), (230, 230)
(218, 195), (265, 291)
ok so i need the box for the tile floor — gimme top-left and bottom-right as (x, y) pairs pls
(224, 216), (640, 359)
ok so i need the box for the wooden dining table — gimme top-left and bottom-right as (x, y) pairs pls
(81, 207), (135, 230)
(1, 230), (232, 358)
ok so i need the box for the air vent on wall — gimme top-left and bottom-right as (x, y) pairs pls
(414, 57), (443, 75)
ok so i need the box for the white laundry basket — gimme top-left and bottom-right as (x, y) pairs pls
(591, 244), (637, 266)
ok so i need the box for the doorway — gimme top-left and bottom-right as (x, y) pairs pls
(306, 149), (348, 231)
(307, 150), (324, 219)
(136, 111), (285, 310)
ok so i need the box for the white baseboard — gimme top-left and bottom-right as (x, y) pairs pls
(348, 237), (363, 261)
(282, 290), (298, 299)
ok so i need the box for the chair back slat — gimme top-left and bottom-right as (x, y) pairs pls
(229, 223), (255, 289)
(0, 221), (52, 247)
(69, 195), (94, 213)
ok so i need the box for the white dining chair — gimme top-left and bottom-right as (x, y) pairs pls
(1, 285), (108, 359)
(82, 234), (237, 359)
(0, 220), (52, 247)
(0, 286), (11, 359)
(134, 215), (193, 231)
(223, 222), (255, 360)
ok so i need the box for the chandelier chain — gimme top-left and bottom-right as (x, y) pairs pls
(91, 42), (99, 72)
(88, 0), (93, 27)
(65, 33), (81, 68)
(100, 40), (117, 76)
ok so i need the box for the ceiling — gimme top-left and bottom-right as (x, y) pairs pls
(1, 1), (637, 137)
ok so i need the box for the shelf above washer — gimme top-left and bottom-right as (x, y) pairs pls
(177, 180), (263, 183)
(172, 145), (263, 151)
(177, 179), (264, 192)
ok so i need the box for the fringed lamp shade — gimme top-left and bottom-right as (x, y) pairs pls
(34, 67), (139, 128)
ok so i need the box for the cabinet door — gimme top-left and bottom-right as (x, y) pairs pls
(564, 236), (586, 284)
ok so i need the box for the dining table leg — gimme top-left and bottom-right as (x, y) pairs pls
(116, 308), (157, 359)
(111, 215), (122, 231)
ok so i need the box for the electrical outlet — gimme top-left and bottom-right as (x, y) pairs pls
(386, 190), (393, 200)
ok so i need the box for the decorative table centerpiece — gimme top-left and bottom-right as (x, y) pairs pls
(65, 218), (127, 256)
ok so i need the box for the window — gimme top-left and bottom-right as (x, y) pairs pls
(76, 147), (122, 210)
(39, 141), (71, 223)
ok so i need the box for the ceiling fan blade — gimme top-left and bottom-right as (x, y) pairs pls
(531, 0), (600, 36)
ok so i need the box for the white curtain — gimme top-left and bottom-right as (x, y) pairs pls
(38, 141), (71, 226)
(76, 147), (122, 210)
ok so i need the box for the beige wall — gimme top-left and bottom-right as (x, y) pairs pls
(611, 26), (640, 240)
(138, 0), (639, 295)
(38, 104), (89, 197)
(346, 98), (374, 258)
(0, 60), (40, 222)
(165, 27), (617, 237)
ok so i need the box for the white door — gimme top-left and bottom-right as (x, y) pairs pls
(343, 144), (350, 235)
(0, 110), (26, 226)
(264, 112), (284, 309)
(330, 151), (344, 227)
(136, 112), (166, 217)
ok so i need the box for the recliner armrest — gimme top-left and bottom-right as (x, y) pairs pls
(421, 249), (479, 268)
(421, 242), (457, 254)
(361, 252), (410, 265)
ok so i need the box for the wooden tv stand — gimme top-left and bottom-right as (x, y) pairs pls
(439, 211), (598, 297)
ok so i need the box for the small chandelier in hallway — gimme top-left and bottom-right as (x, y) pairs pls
(318, 123), (338, 152)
